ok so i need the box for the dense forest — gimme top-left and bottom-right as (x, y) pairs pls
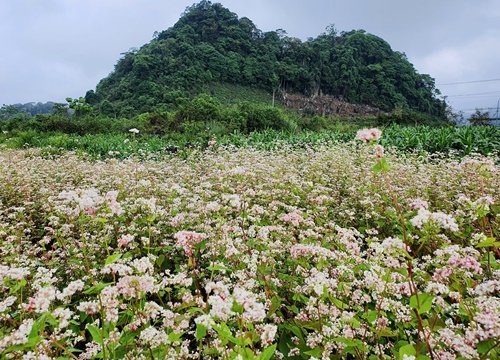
(86, 1), (446, 118)
(0, 102), (54, 117)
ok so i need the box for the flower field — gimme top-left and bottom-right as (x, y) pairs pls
(0, 134), (499, 359)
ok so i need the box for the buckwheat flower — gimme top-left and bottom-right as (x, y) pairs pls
(101, 263), (133, 276)
(131, 257), (155, 275)
(128, 128), (140, 134)
(118, 234), (134, 247)
(260, 324), (278, 346)
(474, 279), (500, 296)
(0, 319), (34, 352)
(106, 190), (123, 216)
(0, 265), (29, 281)
(194, 314), (215, 330)
(437, 328), (478, 359)
(28, 286), (57, 313)
(471, 233), (488, 246)
(0, 296), (16, 312)
(432, 267), (454, 282)
(57, 279), (85, 302)
(79, 341), (102, 360)
(409, 198), (429, 210)
(410, 208), (459, 232)
(116, 275), (156, 298)
(304, 268), (337, 296)
(77, 301), (100, 315)
(447, 255), (482, 274)
(100, 286), (121, 323)
(23, 352), (51, 360)
(174, 230), (207, 256)
(139, 326), (168, 348)
(288, 348), (301, 357)
(355, 128), (382, 142)
(290, 244), (336, 260)
(279, 210), (304, 226)
(52, 308), (73, 329)
(374, 144), (384, 158)
(208, 294), (233, 321)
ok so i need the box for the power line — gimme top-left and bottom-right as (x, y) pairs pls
(446, 90), (500, 97)
(457, 107), (497, 112)
(438, 78), (500, 86)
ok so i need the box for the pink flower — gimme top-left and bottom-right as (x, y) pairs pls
(118, 234), (134, 247)
(409, 198), (429, 210)
(374, 144), (384, 158)
(117, 275), (155, 298)
(279, 210), (304, 226)
(448, 255), (482, 274)
(355, 128), (382, 143)
(174, 231), (207, 256)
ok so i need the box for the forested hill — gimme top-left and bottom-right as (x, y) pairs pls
(86, 0), (446, 118)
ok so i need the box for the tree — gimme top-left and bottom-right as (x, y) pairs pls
(469, 109), (490, 126)
(66, 97), (92, 116)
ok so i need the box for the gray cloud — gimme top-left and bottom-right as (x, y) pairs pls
(1, 0), (499, 114)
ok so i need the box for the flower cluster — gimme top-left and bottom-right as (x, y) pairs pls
(355, 127), (382, 143)
(0, 143), (498, 359)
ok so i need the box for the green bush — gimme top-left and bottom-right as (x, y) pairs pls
(238, 102), (297, 132)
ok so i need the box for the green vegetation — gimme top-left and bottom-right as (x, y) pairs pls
(86, 1), (446, 118)
(1, 125), (498, 159)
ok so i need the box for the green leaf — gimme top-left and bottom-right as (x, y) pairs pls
(237, 347), (255, 359)
(367, 310), (377, 324)
(119, 330), (137, 345)
(417, 355), (431, 360)
(11, 278), (27, 293)
(419, 294), (434, 314)
(410, 293), (434, 314)
(371, 157), (390, 173)
(83, 282), (113, 295)
(168, 331), (183, 342)
(399, 344), (416, 360)
(196, 324), (207, 340)
(87, 324), (102, 343)
(371, 162), (383, 173)
(475, 237), (500, 248)
(105, 253), (122, 265)
(156, 254), (165, 267)
(477, 339), (496, 354)
(207, 264), (228, 272)
(304, 347), (322, 357)
(268, 295), (282, 317)
(376, 328), (398, 337)
(302, 321), (321, 331)
(259, 344), (277, 360)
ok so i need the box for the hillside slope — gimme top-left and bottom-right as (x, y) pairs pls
(86, 1), (446, 119)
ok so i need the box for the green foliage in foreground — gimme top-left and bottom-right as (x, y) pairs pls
(1, 125), (498, 159)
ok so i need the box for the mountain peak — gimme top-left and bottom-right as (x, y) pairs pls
(88, 1), (446, 119)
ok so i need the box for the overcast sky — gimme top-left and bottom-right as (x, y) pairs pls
(1, 0), (500, 115)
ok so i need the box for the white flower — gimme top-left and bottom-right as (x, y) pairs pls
(260, 324), (277, 346)
(128, 128), (140, 134)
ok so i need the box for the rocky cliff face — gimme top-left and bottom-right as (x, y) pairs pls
(282, 93), (382, 117)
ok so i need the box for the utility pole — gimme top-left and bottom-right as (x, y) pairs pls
(496, 97), (500, 120)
